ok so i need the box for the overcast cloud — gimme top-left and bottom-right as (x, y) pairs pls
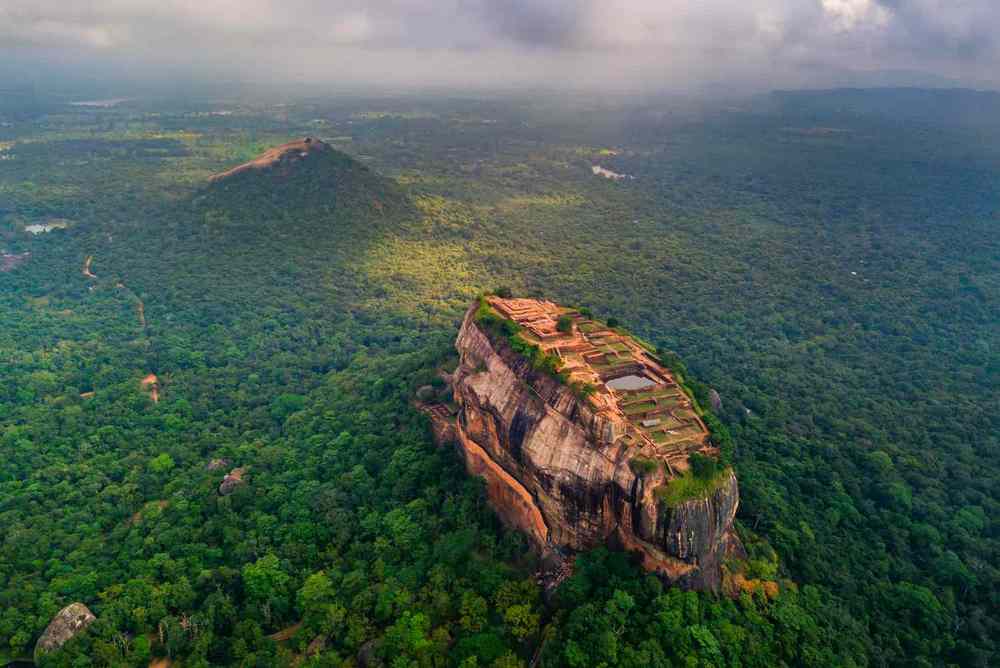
(0, 0), (997, 92)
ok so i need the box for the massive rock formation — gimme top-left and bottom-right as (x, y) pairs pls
(201, 135), (410, 224)
(35, 602), (96, 659)
(436, 298), (744, 591)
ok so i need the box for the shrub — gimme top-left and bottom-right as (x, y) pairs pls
(149, 453), (175, 474)
(687, 378), (711, 410)
(483, 303), (565, 383)
(657, 350), (688, 379)
(606, 317), (620, 327)
(702, 413), (734, 464)
(570, 381), (597, 400)
(271, 393), (307, 421)
(689, 452), (719, 480)
(655, 466), (731, 507)
(630, 457), (659, 476)
(557, 315), (574, 334)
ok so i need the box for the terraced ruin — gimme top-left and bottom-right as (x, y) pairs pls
(485, 296), (715, 474)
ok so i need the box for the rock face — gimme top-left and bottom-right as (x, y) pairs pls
(445, 301), (743, 591)
(35, 602), (96, 659)
(709, 388), (723, 413)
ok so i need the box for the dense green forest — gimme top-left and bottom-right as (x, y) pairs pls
(0, 89), (996, 667)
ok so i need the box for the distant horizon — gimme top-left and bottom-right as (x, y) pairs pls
(2, 72), (999, 105)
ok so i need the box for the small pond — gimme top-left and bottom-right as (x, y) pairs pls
(606, 374), (656, 391)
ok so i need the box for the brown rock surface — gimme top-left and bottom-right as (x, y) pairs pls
(444, 299), (744, 591)
(34, 602), (96, 659)
(209, 137), (332, 183)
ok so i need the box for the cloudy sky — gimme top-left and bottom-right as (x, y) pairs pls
(1, 0), (997, 93)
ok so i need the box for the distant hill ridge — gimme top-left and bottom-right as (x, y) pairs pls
(769, 87), (1000, 127)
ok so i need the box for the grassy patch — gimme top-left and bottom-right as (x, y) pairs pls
(655, 467), (732, 508)
(629, 457), (660, 476)
(623, 401), (656, 415)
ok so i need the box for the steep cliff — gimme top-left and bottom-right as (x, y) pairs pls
(440, 298), (744, 591)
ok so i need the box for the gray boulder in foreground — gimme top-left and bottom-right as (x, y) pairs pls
(35, 602), (96, 659)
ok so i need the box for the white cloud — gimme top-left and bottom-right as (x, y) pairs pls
(822, 0), (891, 31)
(0, 1), (996, 90)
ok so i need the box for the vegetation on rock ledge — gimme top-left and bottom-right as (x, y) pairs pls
(656, 465), (734, 508)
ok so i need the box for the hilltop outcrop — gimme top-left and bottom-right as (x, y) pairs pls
(430, 298), (744, 591)
(209, 137), (333, 183)
(200, 137), (410, 223)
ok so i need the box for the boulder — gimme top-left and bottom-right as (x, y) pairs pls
(709, 389), (723, 413)
(34, 602), (96, 659)
(306, 634), (328, 657)
(218, 467), (247, 495)
(415, 385), (436, 401)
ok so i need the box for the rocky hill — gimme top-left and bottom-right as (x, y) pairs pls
(199, 137), (410, 222)
(209, 137), (333, 183)
(430, 297), (745, 591)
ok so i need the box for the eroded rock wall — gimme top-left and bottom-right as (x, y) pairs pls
(448, 304), (743, 591)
